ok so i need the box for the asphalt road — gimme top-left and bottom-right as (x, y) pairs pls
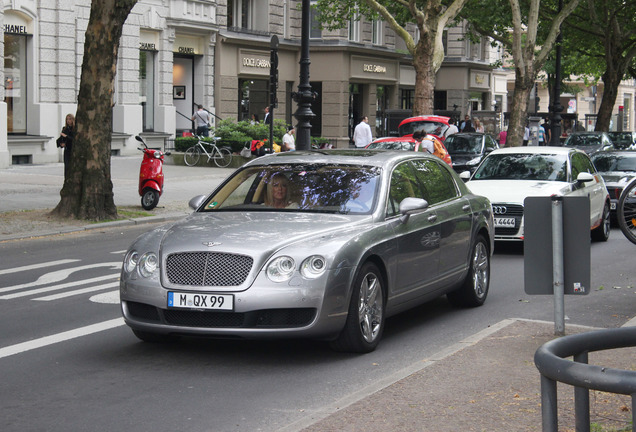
(0, 223), (634, 432)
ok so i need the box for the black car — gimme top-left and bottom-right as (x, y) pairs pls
(590, 150), (636, 222)
(563, 132), (614, 154)
(444, 133), (499, 173)
(606, 131), (636, 150)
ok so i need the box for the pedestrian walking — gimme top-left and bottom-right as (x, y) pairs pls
(353, 116), (373, 148)
(191, 105), (211, 137)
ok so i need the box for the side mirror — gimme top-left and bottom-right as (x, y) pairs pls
(398, 197), (429, 223)
(189, 195), (207, 210)
(576, 172), (594, 183)
(459, 171), (471, 182)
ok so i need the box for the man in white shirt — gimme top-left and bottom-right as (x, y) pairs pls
(192, 105), (211, 137)
(282, 126), (296, 151)
(353, 116), (373, 148)
(445, 118), (459, 138)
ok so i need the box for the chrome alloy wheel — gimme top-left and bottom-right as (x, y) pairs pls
(471, 242), (489, 299)
(358, 272), (384, 343)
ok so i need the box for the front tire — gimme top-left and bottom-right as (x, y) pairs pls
(330, 263), (385, 353)
(214, 147), (232, 167)
(141, 189), (159, 210)
(592, 201), (610, 242)
(447, 234), (490, 308)
(617, 178), (636, 244)
(184, 146), (201, 166)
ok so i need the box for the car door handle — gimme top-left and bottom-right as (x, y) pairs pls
(462, 204), (471, 212)
(428, 214), (437, 222)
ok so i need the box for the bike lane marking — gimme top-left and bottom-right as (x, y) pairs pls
(0, 318), (124, 360)
(0, 274), (119, 300)
(34, 281), (119, 301)
(0, 259), (80, 276)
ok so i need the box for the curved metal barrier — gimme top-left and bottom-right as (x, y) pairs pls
(534, 326), (636, 431)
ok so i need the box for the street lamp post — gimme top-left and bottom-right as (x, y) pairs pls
(550, 0), (564, 146)
(292, 0), (315, 151)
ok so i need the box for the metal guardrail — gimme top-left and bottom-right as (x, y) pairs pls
(534, 326), (636, 431)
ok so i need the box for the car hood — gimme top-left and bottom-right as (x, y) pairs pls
(156, 211), (367, 257)
(598, 171), (636, 185)
(450, 153), (481, 164)
(466, 180), (568, 204)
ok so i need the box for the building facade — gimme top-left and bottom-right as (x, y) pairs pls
(1, 0), (634, 168)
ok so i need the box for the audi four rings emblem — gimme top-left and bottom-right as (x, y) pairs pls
(492, 206), (507, 215)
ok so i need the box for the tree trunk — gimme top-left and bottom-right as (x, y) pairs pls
(51, 0), (137, 221)
(507, 71), (534, 147)
(412, 38), (436, 116)
(595, 71), (620, 132)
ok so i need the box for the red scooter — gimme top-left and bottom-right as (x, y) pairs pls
(135, 135), (170, 210)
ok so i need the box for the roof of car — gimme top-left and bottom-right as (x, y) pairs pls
(242, 149), (436, 168)
(487, 146), (578, 155)
(371, 136), (416, 143)
(398, 115), (451, 126)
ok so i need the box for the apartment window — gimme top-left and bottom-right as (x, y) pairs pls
(139, 50), (155, 131)
(310, 1), (322, 39)
(469, 39), (483, 60)
(442, 30), (448, 55)
(5, 33), (27, 134)
(372, 20), (383, 45)
(227, 0), (267, 32)
(348, 13), (360, 42)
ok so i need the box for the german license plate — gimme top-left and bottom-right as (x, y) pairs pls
(168, 292), (233, 311)
(494, 217), (516, 228)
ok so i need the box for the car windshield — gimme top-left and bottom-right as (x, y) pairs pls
(367, 140), (414, 151)
(200, 164), (381, 215)
(472, 153), (568, 181)
(565, 134), (602, 146)
(607, 133), (634, 149)
(444, 135), (482, 154)
(591, 153), (636, 172)
(398, 121), (448, 137)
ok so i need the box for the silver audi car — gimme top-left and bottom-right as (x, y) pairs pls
(120, 150), (494, 353)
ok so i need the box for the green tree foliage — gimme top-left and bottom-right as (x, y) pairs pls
(314, 0), (470, 115)
(460, 0), (582, 146)
(52, 0), (138, 221)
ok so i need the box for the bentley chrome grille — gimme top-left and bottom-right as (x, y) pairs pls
(166, 252), (253, 287)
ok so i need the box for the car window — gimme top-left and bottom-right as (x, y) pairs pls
(566, 134), (601, 146)
(444, 135), (481, 154)
(571, 152), (597, 180)
(399, 121), (448, 137)
(485, 136), (498, 151)
(202, 164), (381, 215)
(387, 162), (423, 217)
(472, 153), (568, 181)
(592, 153), (636, 172)
(411, 159), (458, 205)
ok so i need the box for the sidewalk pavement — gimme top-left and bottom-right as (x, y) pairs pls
(1, 159), (635, 431)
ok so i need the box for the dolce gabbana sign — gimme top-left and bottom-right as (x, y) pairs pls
(238, 50), (271, 76)
(363, 64), (387, 74)
(242, 57), (271, 68)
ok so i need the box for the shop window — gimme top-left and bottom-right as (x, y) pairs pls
(434, 90), (447, 111)
(139, 50), (155, 132)
(310, 1), (322, 39)
(228, 0), (268, 33)
(5, 33), (27, 134)
(400, 89), (414, 110)
(372, 20), (383, 45)
(239, 79), (268, 122)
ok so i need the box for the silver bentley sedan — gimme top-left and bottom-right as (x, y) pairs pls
(120, 150), (494, 353)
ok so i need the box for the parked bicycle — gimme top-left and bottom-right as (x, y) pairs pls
(184, 134), (233, 168)
(617, 176), (636, 244)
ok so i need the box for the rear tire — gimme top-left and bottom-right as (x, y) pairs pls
(447, 234), (490, 308)
(591, 201), (610, 242)
(330, 262), (385, 353)
(617, 178), (636, 244)
(184, 146), (201, 166)
(141, 189), (159, 210)
(214, 147), (232, 168)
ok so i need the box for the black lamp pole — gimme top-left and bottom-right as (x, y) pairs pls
(550, 0), (563, 146)
(292, 0), (315, 151)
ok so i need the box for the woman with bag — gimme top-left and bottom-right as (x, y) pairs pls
(57, 113), (75, 178)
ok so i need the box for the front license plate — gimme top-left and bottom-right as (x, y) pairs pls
(168, 292), (234, 311)
(494, 217), (516, 228)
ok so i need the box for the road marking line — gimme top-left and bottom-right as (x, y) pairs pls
(0, 274), (119, 300)
(0, 318), (124, 359)
(0, 259), (81, 276)
(34, 281), (120, 301)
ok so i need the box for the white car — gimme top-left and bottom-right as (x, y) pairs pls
(464, 146), (610, 242)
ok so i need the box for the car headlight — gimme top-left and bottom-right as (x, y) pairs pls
(300, 255), (327, 279)
(267, 256), (296, 282)
(467, 157), (482, 166)
(124, 251), (139, 274)
(138, 252), (159, 278)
